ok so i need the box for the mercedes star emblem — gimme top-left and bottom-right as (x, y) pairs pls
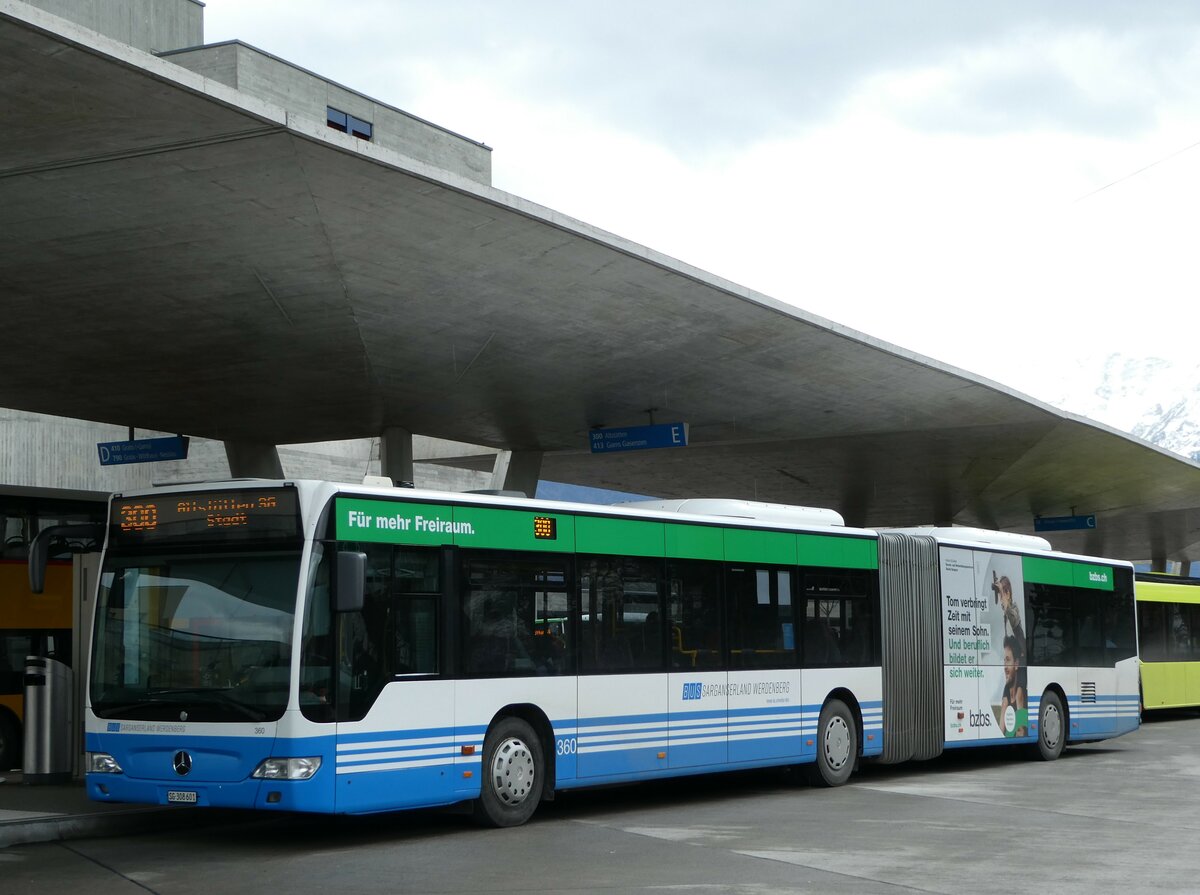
(173, 750), (192, 776)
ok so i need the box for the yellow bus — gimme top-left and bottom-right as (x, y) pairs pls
(1136, 573), (1200, 711)
(0, 490), (105, 770)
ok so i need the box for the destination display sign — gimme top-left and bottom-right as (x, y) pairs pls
(110, 487), (301, 546)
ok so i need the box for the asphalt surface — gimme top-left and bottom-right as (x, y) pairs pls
(1, 712), (1197, 894)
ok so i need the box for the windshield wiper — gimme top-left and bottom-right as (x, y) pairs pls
(94, 701), (167, 719)
(140, 687), (269, 721)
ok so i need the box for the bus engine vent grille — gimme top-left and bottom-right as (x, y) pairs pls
(1080, 681), (1097, 703)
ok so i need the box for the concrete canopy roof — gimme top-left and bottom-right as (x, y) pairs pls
(2, 6), (1199, 563)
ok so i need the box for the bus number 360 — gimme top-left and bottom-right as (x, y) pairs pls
(555, 737), (577, 756)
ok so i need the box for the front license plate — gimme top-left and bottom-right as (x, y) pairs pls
(167, 790), (198, 804)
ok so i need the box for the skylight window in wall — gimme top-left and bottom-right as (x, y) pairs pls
(327, 107), (373, 141)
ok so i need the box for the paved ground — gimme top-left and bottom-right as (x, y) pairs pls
(1, 712), (1196, 894)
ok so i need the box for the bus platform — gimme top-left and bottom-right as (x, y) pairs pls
(0, 771), (242, 848)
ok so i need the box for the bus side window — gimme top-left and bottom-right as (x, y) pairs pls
(579, 555), (662, 674)
(390, 548), (440, 675)
(461, 555), (572, 677)
(801, 568), (875, 668)
(1104, 573), (1137, 664)
(1137, 601), (1167, 662)
(1027, 584), (1074, 666)
(727, 566), (796, 669)
(667, 560), (722, 670)
(1074, 588), (1107, 667)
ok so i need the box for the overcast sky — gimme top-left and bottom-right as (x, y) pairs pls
(202, 1), (1200, 412)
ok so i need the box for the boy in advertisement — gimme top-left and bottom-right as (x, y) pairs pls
(1000, 634), (1029, 737)
(988, 571), (1029, 737)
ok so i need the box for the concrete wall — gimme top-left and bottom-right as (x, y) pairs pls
(23, 0), (202, 53)
(162, 42), (492, 185)
(0, 409), (493, 494)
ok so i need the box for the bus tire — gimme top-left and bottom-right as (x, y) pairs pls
(1035, 690), (1065, 761)
(808, 698), (856, 787)
(0, 712), (19, 772)
(473, 717), (544, 827)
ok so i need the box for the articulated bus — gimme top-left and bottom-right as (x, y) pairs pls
(0, 490), (105, 770)
(1136, 573), (1200, 711)
(76, 481), (1139, 826)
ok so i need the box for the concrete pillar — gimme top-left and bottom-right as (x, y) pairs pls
(381, 427), (415, 486)
(491, 450), (543, 498)
(224, 441), (284, 478)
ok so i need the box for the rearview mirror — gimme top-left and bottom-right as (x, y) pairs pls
(28, 523), (104, 594)
(335, 551), (366, 612)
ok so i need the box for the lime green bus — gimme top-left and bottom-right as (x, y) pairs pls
(1136, 573), (1200, 711)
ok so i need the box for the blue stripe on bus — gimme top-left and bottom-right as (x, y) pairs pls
(87, 697), (890, 812)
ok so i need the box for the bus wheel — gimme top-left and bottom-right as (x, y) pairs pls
(473, 717), (544, 827)
(1035, 691), (1065, 761)
(0, 713), (19, 772)
(809, 699), (856, 787)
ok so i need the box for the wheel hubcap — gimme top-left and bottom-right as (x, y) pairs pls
(1043, 704), (1062, 748)
(824, 717), (851, 770)
(490, 736), (535, 806)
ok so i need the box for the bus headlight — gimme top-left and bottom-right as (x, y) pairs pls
(87, 752), (124, 774)
(251, 757), (322, 780)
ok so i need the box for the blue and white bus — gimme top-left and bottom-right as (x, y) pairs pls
(77, 481), (1140, 826)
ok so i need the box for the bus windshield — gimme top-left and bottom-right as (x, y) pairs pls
(90, 551), (302, 723)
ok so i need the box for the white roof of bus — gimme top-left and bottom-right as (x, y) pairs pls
(130, 479), (875, 538)
(128, 480), (1132, 565)
(879, 524), (1132, 567)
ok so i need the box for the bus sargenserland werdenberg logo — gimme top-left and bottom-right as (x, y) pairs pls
(682, 682), (703, 700)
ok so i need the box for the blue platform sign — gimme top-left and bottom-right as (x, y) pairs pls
(590, 423), (689, 454)
(1034, 514), (1097, 532)
(97, 436), (190, 466)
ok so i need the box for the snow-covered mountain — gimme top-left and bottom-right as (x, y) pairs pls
(1045, 354), (1200, 462)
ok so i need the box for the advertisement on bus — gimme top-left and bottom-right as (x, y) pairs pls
(941, 547), (1030, 743)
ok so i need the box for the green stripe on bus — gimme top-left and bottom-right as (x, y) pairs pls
(335, 498), (575, 552)
(1072, 563), (1114, 591)
(1023, 556), (1114, 590)
(455, 506), (575, 552)
(665, 522), (724, 560)
(1022, 556), (1073, 586)
(336, 497), (877, 569)
(724, 527), (796, 565)
(336, 498), (457, 546)
(575, 516), (664, 557)
(797, 534), (878, 569)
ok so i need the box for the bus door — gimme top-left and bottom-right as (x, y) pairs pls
(333, 543), (454, 813)
(1074, 600), (1117, 737)
(457, 553), (578, 787)
(576, 556), (667, 778)
(666, 560), (727, 769)
(725, 564), (802, 763)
